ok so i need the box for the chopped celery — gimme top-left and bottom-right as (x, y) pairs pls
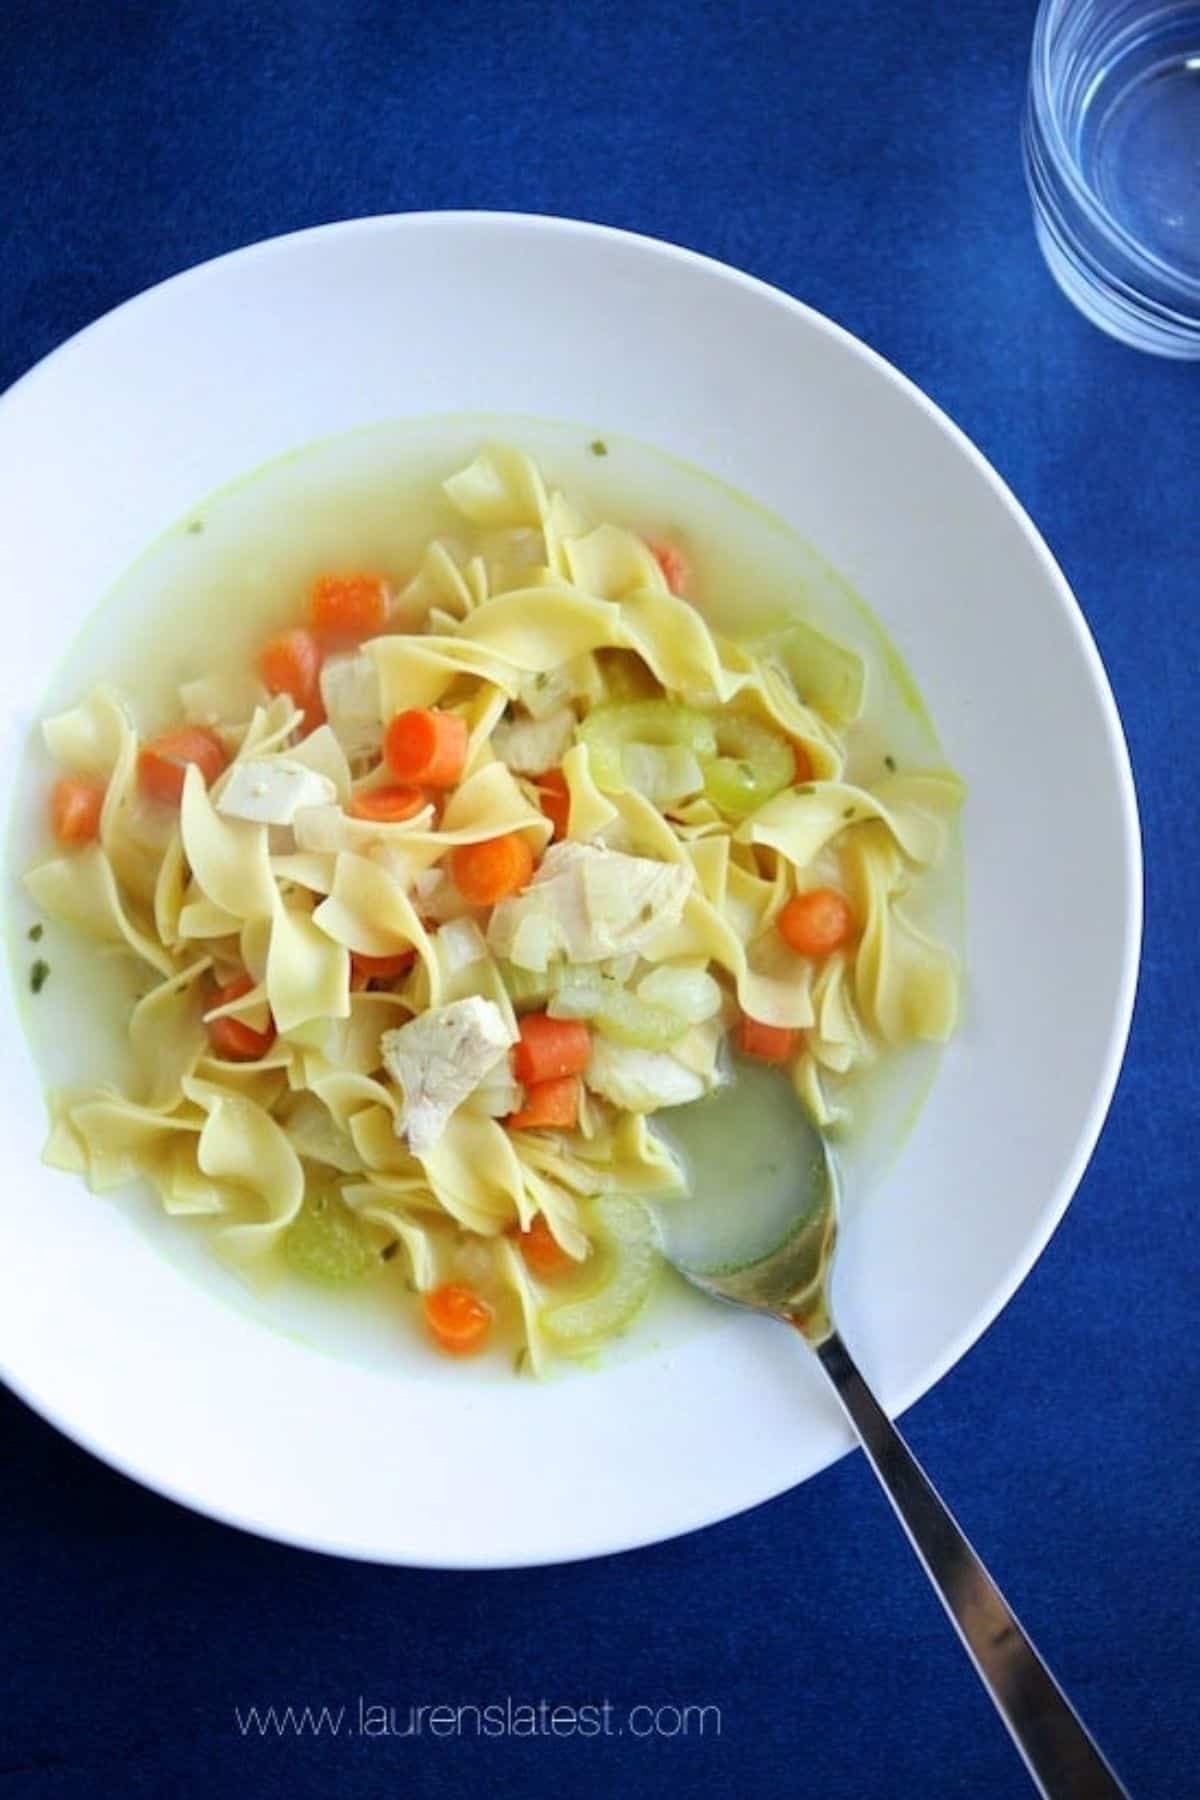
(545, 968), (687, 1046)
(577, 700), (717, 792)
(284, 1188), (375, 1285)
(541, 1197), (659, 1350)
(702, 713), (793, 817)
(592, 986), (688, 1049)
(547, 966), (609, 1019)
(497, 959), (559, 1011)
(578, 698), (791, 816)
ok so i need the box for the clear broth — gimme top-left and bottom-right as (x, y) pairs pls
(5, 416), (962, 1378)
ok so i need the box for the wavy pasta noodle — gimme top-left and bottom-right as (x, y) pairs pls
(22, 440), (962, 1371)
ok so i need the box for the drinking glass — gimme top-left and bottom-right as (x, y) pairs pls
(1024, 0), (1200, 355)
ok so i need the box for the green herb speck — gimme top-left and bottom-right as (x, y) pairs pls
(513, 1345), (530, 1373)
(186, 519), (204, 535)
(588, 439), (608, 457)
(534, 671), (550, 689)
(884, 754), (897, 772)
(30, 959), (50, 995)
(842, 806), (856, 820)
(380, 1240), (399, 1263)
(796, 783), (816, 795)
(27, 923), (43, 942)
(404, 1277), (417, 1294)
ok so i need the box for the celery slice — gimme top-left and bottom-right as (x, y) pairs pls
(577, 700), (717, 793)
(702, 713), (793, 817)
(284, 1188), (376, 1285)
(592, 986), (688, 1049)
(541, 1197), (659, 1349)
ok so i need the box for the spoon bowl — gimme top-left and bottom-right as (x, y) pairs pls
(655, 1061), (837, 1339)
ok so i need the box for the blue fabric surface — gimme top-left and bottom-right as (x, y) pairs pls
(2, 1), (1197, 1795)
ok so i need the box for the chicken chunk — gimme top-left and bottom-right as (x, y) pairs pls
(490, 707), (576, 776)
(486, 841), (693, 971)
(381, 997), (516, 1156)
(216, 758), (338, 826)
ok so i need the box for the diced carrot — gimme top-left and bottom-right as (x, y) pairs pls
(350, 949), (417, 982)
(533, 768), (570, 841)
(206, 975), (276, 1062)
(450, 832), (535, 906)
(384, 708), (468, 787)
(792, 742), (813, 784)
(138, 727), (228, 806)
(310, 571), (389, 642)
(50, 777), (104, 846)
(648, 540), (688, 595)
(736, 1015), (797, 1063)
(507, 1075), (579, 1131)
(513, 1012), (591, 1085)
(347, 784), (426, 824)
(258, 627), (323, 718)
(516, 1212), (573, 1277)
(423, 1282), (493, 1356)
(778, 888), (856, 957)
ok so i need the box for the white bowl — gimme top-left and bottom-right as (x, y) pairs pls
(0, 214), (1140, 1567)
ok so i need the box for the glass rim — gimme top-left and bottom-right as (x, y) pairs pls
(1027, 0), (1200, 302)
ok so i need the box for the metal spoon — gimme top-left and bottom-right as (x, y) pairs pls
(656, 1062), (1128, 1800)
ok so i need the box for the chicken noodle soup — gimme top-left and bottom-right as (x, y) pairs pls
(19, 437), (963, 1372)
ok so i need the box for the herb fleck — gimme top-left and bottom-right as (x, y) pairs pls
(404, 1277), (417, 1294)
(27, 923), (43, 942)
(796, 783), (816, 795)
(380, 1240), (399, 1263)
(30, 959), (50, 994)
(842, 806), (856, 820)
(884, 754), (897, 772)
(534, 671), (550, 690)
(588, 439), (608, 457)
(513, 1345), (530, 1374)
(186, 519), (204, 535)
(640, 903), (655, 923)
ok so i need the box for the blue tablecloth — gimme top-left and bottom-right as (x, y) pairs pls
(3, 2), (1196, 1795)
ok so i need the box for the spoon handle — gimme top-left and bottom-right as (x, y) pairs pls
(814, 1329), (1127, 1798)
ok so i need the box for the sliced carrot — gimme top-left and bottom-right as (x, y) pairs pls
(51, 776), (104, 846)
(258, 627), (323, 718)
(507, 1075), (579, 1131)
(138, 727), (228, 806)
(310, 571), (389, 642)
(648, 540), (688, 595)
(206, 975), (276, 1062)
(384, 708), (468, 787)
(533, 768), (570, 841)
(792, 742), (813, 784)
(778, 888), (856, 957)
(350, 949), (417, 982)
(513, 1012), (591, 1086)
(450, 832), (535, 906)
(517, 1212), (573, 1277)
(423, 1282), (493, 1356)
(736, 1015), (797, 1063)
(347, 784), (426, 824)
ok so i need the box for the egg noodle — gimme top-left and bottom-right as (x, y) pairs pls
(26, 445), (963, 1370)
